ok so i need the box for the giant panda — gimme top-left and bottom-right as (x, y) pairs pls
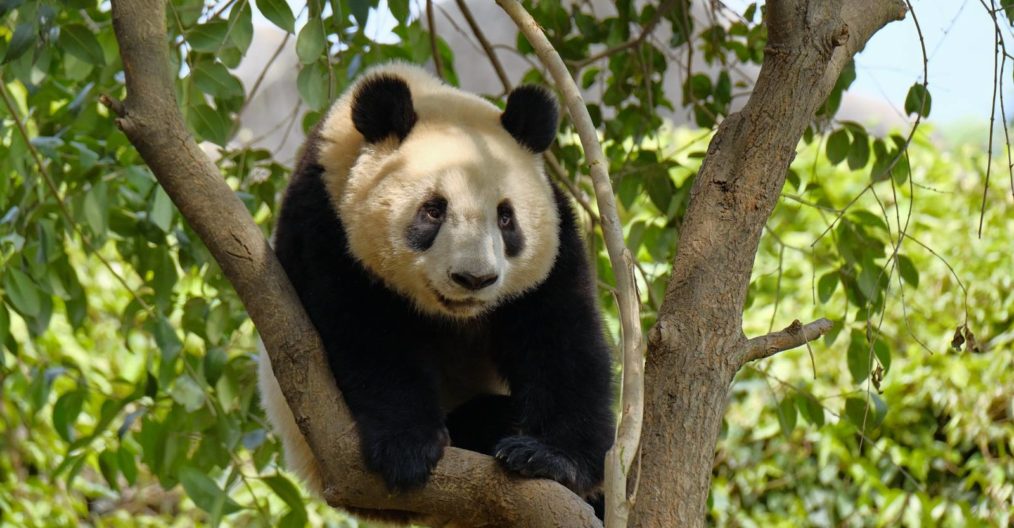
(257, 62), (615, 521)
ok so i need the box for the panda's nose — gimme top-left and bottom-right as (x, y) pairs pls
(450, 271), (498, 291)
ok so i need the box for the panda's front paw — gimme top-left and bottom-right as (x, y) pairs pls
(494, 435), (580, 491)
(362, 425), (450, 492)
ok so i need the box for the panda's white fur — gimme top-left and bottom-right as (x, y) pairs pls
(317, 62), (560, 318)
(258, 63), (561, 498)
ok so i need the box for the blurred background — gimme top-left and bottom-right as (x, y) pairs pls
(0, 1), (1011, 526)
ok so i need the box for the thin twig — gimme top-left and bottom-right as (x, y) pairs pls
(454, 0), (511, 94)
(980, 0), (1000, 237)
(426, 0), (444, 80)
(239, 31), (291, 117)
(495, 2), (643, 526)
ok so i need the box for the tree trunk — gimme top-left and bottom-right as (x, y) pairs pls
(630, 1), (906, 526)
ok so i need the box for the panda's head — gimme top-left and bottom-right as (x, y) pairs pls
(335, 72), (561, 319)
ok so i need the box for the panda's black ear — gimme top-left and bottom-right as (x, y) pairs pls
(500, 85), (558, 153)
(351, 75), (417, 143)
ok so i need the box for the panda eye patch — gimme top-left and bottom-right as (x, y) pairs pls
(497, 202), (515, 229)
(406, 196), (447, 252)
(498, 200), (525, 258)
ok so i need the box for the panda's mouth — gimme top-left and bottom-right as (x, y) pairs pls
(434, 290), (483, 310)
(427, 281), (484, 313)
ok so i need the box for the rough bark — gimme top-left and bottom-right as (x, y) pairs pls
(630, 1), (906, 526)
(105, 0), (597, 525)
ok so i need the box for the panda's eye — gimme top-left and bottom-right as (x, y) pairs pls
(421, 198), (446, 222)
(497, 202), (514, 229)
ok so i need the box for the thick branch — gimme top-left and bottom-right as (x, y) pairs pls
(741, 318), (834, 364)
(496, 2), (644, 527)
(106, 0), (596, 525)
(634, 1), (906, 526)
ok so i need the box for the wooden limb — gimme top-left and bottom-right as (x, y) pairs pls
(106, 0), (598, 525)
(495, 2), (644, 527)
(427, 0), (444, 80)
(633, 1), (906, 526)
(741, 318), (834, 365)
(454, 0), (512, 95)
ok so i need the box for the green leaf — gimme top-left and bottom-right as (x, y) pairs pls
(825, 129), (850, 165)
(3, 23), (35, 64)
(897, 254), (919, 287)
(296, 61), (329, 111)
(847, 330), (872, 384)
(844, 397), (870, 429)
(844, 395), (886, 430)
(904, 83), (931, 117)
(0, 304), (10, 351)
(874, 339), (891, 373)
(203, 347), (227, 385)
(98, 449), (120, 490)
(349, 0), (372, 26)
(795, 393), (825, 427)
(3, 268), (43, 317)
(189, 103), (231, 146)
(83, 182), (108, 236)
(191, 62), (245, 99)
(188, 21), (229, 53)
(52, 390), (86, 442)
(150, 186), (174, 233)
(229, 2), (254, 53)
(256, 0), (295, 33)
(389, 0), (409, 23)
(817, 271), (838, 303)
(847, 130), (870, 170)
(776, 396), (797, 437)
(263, 474), (307, 526)
(59, 24), (105, 65)
(170, 375), (206, 412)
(118, 446), (138, 485)
(296, 20), (326, 64)
(857, 265), (879, 301)
(178, 466), (243, 515)
(154, 316), (183, 386)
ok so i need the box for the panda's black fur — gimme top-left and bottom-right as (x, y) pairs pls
(267, 64), (614, 520)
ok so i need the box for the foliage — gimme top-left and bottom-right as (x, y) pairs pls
(0, 1), (1010, 527)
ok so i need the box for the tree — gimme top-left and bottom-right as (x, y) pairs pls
(2, 1), (1011, 527)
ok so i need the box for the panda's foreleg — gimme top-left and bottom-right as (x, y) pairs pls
(490, 295), (616, 497)
(320, 328), (451, 493)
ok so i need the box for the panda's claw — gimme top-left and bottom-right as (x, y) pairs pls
(362, 425), (450, 492)
(494, 435), (580, 491)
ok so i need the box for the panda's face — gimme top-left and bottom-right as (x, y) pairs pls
(333, 74), (560, 319)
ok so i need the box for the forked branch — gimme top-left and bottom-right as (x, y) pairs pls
(105, 0), (598, 525)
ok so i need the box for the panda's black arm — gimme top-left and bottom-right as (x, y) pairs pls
(272, 164), (448, 492)
(490, 190), (616, 495)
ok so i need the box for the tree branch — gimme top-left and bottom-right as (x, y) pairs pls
(634, 1), (906, 525)
(741, 318), (834, 365)
(495, 2), (644, 527)
(426, 0), (444, 80)
(454, 0), (511, 95)
(105, 0), (597, 525)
